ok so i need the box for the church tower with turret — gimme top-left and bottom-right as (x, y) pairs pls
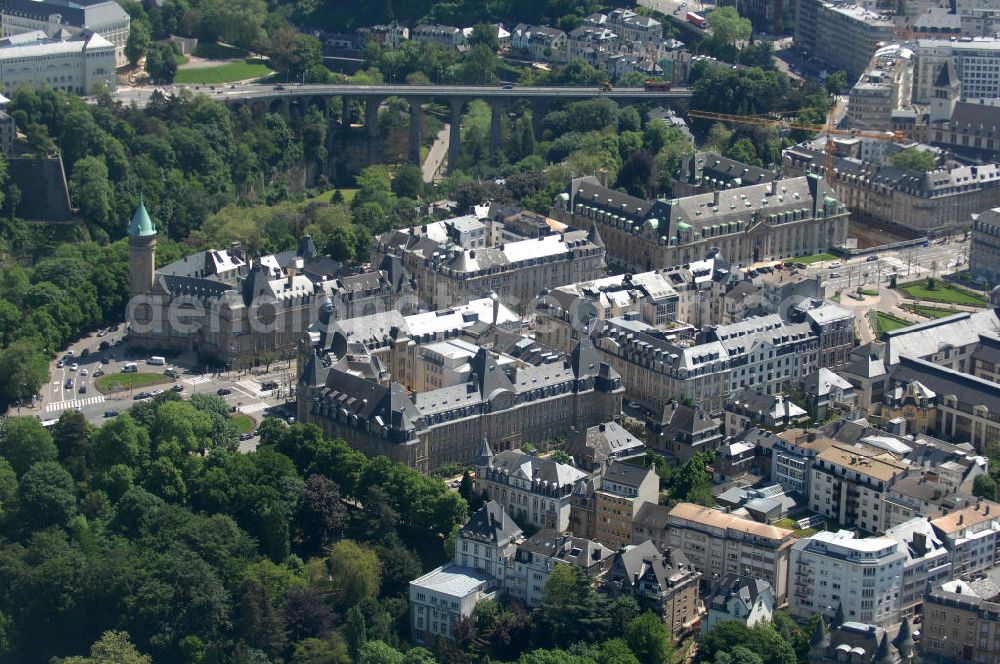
(128, 197), (157, 298)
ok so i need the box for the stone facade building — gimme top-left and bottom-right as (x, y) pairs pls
(0, 30), (116, 95)
(373, 213), (606, 310)
(783, 146), (1000, 235)
(923, 576), (1000, 664)
(568, 461), (658, 550)
(2, 0), (129, 66)
(297, 297), (623, 471)
(971, 207), (1000, 285)
(127, 202), (413, 368)
(602, 540), (702, 639)
(551, 174), (849, 273)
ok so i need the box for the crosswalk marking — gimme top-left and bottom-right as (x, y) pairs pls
(237, 379), (265, 396)
(46, 395), (105, 412)
(184, 375), (211, 385)
(238, 402), (268, 414)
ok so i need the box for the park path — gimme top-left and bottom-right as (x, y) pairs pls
(423, 124), (450, 183)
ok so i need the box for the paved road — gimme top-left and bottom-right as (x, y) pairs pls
(112, 82), (693, 108)
(22, 328), (297, 437)
(423, 124), (450, 183)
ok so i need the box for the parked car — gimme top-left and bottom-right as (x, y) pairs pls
(56, 360), (64, 368)
(239, 432), (254, 441)
(93, 369), (105, 377)
(172, 384), (184, 392)
(134, 392), (152, 400)
(261, 381), (279, 391)
(164, 368), (179, 378)
(866, 255), (878, 262)
(217, 388), (232, 396)
(104, 410), (119, 418)
(101, 357), (110, 364)
(830, 272), (842, 278)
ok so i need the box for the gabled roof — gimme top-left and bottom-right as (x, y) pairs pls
(460, 500), (522, 544)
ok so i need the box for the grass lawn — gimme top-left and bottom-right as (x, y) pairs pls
(305, 188), (358, 204)
(95, 372), (170, 394)
(232, 414), (256, 434)
(193, 42), (248, 60)
(775, 517), (819, 538)
(897, 280), (989, 307)
(174, 53), (189, 65)
(796, 252), (839, 265)
(875, 311), (912, 335)
(904, 304), (960, 319)
(175, 61), (271, 84)
(860, 288), (878, 296)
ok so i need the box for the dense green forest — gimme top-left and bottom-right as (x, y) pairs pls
(0, 396), (819, 664)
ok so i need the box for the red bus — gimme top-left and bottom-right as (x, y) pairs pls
(687, 11), (707, 28)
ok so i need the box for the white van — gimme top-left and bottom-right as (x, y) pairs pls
(147, 356), (166, 366)
(828, 261), (842, 269)
(122, 362), (138, 373)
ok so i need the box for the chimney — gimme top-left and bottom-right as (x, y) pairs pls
(230, 241), (243, 260)
(713, 190), (720, 207)
(599, 168), (609, 187)
(959, 514), (964, 525)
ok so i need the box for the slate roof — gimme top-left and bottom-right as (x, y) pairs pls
(707, 573), (773, 613)
(461, 500), (523, 544)
(891, 354), (1000, 414)
(488, 450), (587, 487)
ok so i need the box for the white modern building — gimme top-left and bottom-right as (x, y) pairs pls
(789, 530), (905, 627)
(883, 517), (952, 618)
(409, 564), (494, 644)
(913, 37), (1000, 103)
(2, 0), (129, 67)
(0, 30), (116, 94)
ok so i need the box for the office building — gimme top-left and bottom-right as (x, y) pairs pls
(847, 44), (915, 132)
(2, 0), (129, 66)
(794, 1), (896, 81)
(0, 30), (115, 95)
(373, 213), (606, 310)
(913, 38), (1000, 103)
(664, 502), (797, 605)
(551, 174), (849, 273)
(789, 530), (905, 627)
(971, 208), (1000, 285)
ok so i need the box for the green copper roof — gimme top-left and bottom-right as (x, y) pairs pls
(128, 197), (156, 237)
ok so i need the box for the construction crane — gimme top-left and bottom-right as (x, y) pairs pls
(688, 108), (906, 177)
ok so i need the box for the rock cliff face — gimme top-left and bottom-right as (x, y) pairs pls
(8, 155), (73, 221)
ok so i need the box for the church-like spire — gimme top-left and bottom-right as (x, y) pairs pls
(810, 616), (829, 649)
(832, 602), (845, 628)
(128, 195), (156, 238)
(475, 434), (494, 468)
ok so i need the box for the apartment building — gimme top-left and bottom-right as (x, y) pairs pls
(602, 540), (702, 639)
(454, 499), (522, 590)
(590, 462), (659, 550)
(809, 443), (909, 534)
(411, 24), (467, 48)
(664, 502), (797, 605)
(551, 174), (849, 273)
(373, 214), (606, 310)
(883, 517), (953, 617)
(510, 24), (568, 63)
(649, 401), (724, 463)
(789, 530), (905, 627)
(794, 1), (896, 81)
(923, 575), (1000, 664)
(509, 530), (614, 608)
(930, 500), (1000, 575)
